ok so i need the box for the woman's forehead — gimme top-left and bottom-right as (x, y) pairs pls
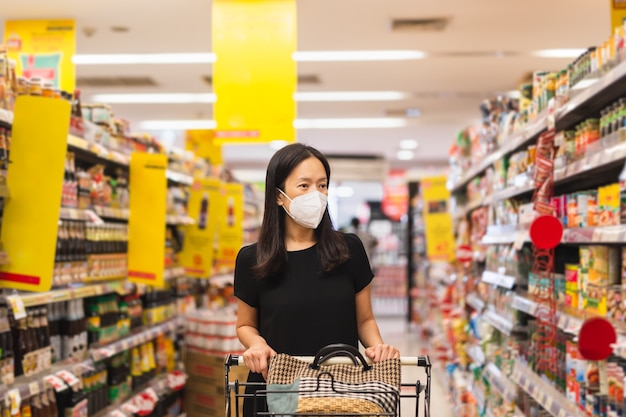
(287, 157), (327, 180)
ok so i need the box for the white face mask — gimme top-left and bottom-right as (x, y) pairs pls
(278, 189), (328, 229)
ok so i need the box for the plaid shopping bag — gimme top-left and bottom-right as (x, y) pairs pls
(266, 344), (401, 415)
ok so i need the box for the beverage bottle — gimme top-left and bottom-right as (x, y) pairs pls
(227, 196), (235, 227)
(198, 192), (209, 230)
(47, 389), (57, 417)
(39, 391), (50, 417)
(31, 388), (42, 417)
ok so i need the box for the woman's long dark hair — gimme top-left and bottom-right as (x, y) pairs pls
(254, 143), (349, 279)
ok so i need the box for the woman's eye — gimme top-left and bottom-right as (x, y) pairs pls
(319, 184), (328, 189)
(299, 184), (308, 189)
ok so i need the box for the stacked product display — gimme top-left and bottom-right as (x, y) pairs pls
(0, 46), (262, 417)
(433, 24), (626, 417)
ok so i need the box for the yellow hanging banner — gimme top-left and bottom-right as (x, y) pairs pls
(0, 96), (70, 291)
(4, 19), (76, 93)
(128, 153), (167, 287)
(612, 0), (626, 32)
(421, 176), (455, 262)
(215, 183), (244, 273)
(179, 178), (221, 278)
(212, 0), (297, 144)
(185, 130), (222, 166)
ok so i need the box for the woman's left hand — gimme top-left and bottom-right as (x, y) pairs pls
(364, 343), (400, 362)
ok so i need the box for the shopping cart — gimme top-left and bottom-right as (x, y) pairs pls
(224, 353), (431, 417)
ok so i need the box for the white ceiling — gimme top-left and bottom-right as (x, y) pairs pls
(0, 0), (611, 176)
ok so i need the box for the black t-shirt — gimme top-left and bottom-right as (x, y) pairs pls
(234, 233), (374, 356)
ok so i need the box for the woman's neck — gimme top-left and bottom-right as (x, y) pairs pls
(284, 220), (316, 251)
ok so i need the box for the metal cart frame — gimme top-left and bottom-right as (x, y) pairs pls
(225, 355), (431, 417)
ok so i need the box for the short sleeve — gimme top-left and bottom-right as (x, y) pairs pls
(234, 244), (259, 308)
(343, 233), (375, 293)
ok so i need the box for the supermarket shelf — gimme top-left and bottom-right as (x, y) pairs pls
(483, 309), (514, 335)
(511, 360), (586, 417)
(553, 130), (626, 188)
(458, 195), (493, 218)
(482, 270), (516, 289)
(166, 170), (193, 185)
(465, 344), (485, 366)
(7, 281), (135, 308)
(491, 183), (535, 203)
(481, 229), (529, 245)
(93, 206), (129, 220)
(484, 363), (517, 404)
(557, 58), (626, 131)
(166, 214), (195, 226)
(210, 273), (235, 287)
(164, 267), (186, 280)
(561, 225), (626, 244)
(91, 318), (179, 362)
(466, 293), (485, 312)
(450, 112), (548, 193)
(67, 135), (129, 171)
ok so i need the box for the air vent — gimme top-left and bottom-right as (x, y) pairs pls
(391, 17), (450, 32)
(385, 108), (422, 118)
(327, 156), (388, 182)
(77, 76), (157, 87)
(202, 74), (321, 85)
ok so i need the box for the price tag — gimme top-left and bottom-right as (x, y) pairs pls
(28, 382), (40, 396)
(44, 374), (67, 392)
(111, 411), (126, 417)
(134, 389), (158, 416)
(6, 389), (20, 416)
(56, 370), (80, 388)
(514, 231), (529, 251)
(6, 295), (26, 320)
(167, 371), (187, 391)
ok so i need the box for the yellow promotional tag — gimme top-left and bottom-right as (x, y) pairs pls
(212, 0), (297, 144)
(4, 19), (76, 93)
(0, 96), (70, 291)
(215, 182), (244, 273)
(185, 130), (222, 166)
(421, 176), (455, 262)
(179, 178), (221, 278)
(128, 153), (167, 287)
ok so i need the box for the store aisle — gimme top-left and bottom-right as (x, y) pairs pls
(377, 316), (455, 417)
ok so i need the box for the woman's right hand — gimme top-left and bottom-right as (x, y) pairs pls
(243, 342), (277, 379)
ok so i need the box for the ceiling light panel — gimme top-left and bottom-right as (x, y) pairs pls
(293, 50), (426, 62)
(532, 49), (587, 58)
(294, 91), (408, 102)
(91, 93), (217, 103)
(140, 120), (217, 130)
(294, 118), (408, 129)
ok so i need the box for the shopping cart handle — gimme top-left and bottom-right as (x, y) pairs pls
(226, 354), (430, 367)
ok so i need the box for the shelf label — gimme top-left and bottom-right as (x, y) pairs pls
(0, 97), (71, 292)
(179, 180), (221, 278)
(215, 183), (244, 273)
(128, 153), (167, 288)
(6, 295), (27, 320)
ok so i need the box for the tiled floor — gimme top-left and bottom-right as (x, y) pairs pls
(377, 316), (456, 417)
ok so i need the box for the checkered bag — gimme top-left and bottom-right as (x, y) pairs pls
(266, 344), (401, 415)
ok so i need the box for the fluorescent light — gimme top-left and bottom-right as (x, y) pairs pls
(294, 118), (407, 129)
(73, 53), (217, 65)
(73, 50), (427, 65)
(140, 118), (407, 131)
(532, 49), (586, 58)
(269, 140), (289, 150)
(294, 50), (426, 62)
(571, 78), (599, 91)
(397, 150), (414, 160)
(334, 186), (355, 198)
(294, 91), (408, 102)
(91, 93), (217, 103)
(399, 139), (418, 150)
(140, 120), (217, 130)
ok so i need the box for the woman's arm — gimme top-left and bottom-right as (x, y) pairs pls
(236, 299), (276, 377)
(355, 284), (400, 361)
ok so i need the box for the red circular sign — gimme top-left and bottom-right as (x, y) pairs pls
(578, 317), (616, 360)
(529, 215), (563, 249)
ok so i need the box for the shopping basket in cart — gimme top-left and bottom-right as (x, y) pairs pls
(225, 344), (431, 417)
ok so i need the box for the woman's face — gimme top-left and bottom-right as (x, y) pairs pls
(277, 156), (328, 210)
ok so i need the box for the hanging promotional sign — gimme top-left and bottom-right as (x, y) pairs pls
(179, 178), (221, 278)
(612, 0), (626, 31)
(421, 175), (455, 262)
(215, 183), (244, 272)
(212, 0), (296, 144)
(185, 130), (223, 166)
(128, 153), (167, 287)
(0, 96), (70, 291)
(381, 170), (408, 222)
(4, 19), (76, 93)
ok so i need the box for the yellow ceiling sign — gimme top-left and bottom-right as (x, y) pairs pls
(212, 0), (297, 144)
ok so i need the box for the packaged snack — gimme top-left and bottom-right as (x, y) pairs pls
(565, 264), (579, 308)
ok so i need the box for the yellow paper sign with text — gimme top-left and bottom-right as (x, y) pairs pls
(422, 176), (455, 262)
(612, 0), (626, 31)
(185, 130), (222, 166)
(128, 153), (167, 287)
(212, 0), (296, 144)
(215, 183), (244, 273)
(180, 178), (221, 278)
(0, 96), (70, 291)
(4, 19), (76, 93)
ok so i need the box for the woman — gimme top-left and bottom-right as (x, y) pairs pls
(234, 143), (399, 415)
